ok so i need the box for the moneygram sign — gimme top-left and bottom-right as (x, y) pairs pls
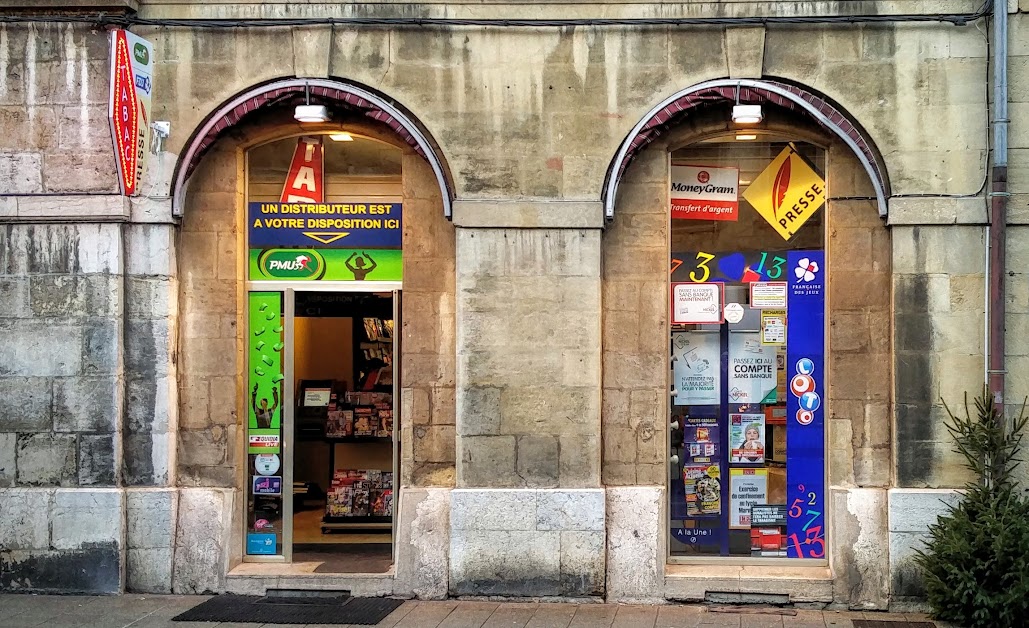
(108, 30), (154, 196)
(670, 165), (740, 221)
(256, 249), (326, 280)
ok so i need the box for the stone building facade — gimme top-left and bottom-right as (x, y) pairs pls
(0, 0), (1026, 610)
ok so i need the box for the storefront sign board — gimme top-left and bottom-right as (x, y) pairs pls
(729, 468), (768, 529)
(728, 332), (777, 403)
(246, 533), (277, 555)
(671, 282), (723, 324)
(108, 29), (153, 196)
(742, 147), (826, 241)
(248, 202), (402, 249)
(672, 332), (721, 405)
(248, 248), (402, 282)
(670, 165), (740, 221)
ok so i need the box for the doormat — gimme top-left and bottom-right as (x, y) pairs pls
(852, 617), (934, 621)
(172, 594), (405, 625)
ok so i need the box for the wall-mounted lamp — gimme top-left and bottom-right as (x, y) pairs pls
(731, 104), (763, 125)
(735, 133), (758, 141)
(295, 82), (330, 123)
(329, 132), (354, 142)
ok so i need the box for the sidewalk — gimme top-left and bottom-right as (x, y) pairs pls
(0, 595), (941, 628)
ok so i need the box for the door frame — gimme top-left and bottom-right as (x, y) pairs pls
(243, 281), (402, 565)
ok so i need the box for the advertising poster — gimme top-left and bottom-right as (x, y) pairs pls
(672, 332), (721, 405)
(729, 468), (768, 529)
(248, 292), (283, 454)
(728, 332), (777, 404)
(684, 464), (722, 516)
(750, 505), (788, 557)
(671, 282), (723, 324)
(761, 310), (786, 346)
(730, 413), (765, 463)
(683, 415), (720, 464)
(750, 282), (788, 308)
(742, 147), (827, 241)
(786, 250), (826, 559)
(670, 165), (740, 221)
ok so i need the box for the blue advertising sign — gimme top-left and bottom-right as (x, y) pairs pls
(785, 250), (826, 559)
(248, 202), (402, 249)
(246, 533), (277, 555)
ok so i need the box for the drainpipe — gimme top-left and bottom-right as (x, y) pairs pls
(989, 0), (1009, 407)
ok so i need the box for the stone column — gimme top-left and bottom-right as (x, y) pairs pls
(449, 200), (606, 597)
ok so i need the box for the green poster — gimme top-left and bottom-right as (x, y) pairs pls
(248, 292), (283, 454)
(248, 248), (402, 282)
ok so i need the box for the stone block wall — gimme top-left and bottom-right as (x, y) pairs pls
(455, 228), (602, 488)
(400, 153), (457, 488)
(0, 223), (124, 490)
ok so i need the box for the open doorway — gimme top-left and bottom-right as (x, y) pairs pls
(289, 290), (398, 573)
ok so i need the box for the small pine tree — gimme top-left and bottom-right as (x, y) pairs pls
(913, 388), (1029, 627)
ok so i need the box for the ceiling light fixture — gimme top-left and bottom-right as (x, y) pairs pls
(294, 82), (330, 123)
(731, 83), (763, 125)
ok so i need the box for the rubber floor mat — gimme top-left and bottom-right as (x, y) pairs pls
(172, 593), (405, 625)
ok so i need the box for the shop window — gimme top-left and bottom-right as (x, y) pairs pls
(668, 136), (827, 561)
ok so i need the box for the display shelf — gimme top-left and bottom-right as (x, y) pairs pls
(321, 516), (393, 533)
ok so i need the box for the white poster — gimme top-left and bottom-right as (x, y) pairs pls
(728, 332), (777, 404)
(670, 165), (740, 221)
(672, 332), (721, 405)
(730, 468), (768, 529)
(750, 282), (788, 309)
(672, 282), (722, 324)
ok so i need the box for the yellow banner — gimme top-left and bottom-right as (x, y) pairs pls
(742, 147), (826, 241)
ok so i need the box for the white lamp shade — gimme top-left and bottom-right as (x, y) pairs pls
(294, 104), (331, 123)
(732, 103), (763, 124)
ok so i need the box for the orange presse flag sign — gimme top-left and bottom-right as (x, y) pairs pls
(742, 146), (826, 241)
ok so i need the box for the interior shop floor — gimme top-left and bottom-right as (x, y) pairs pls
(292, 507), (393, 545)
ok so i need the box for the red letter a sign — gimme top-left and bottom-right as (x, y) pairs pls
(280, 136), (325, 203)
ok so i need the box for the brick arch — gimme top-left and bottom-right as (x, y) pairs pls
(170, 77), (456, 219)
(603, 78), (891, 220)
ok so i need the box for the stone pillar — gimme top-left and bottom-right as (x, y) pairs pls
(449, 200), (606, 597)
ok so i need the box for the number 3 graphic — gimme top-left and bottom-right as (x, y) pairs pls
(690, 252), (715, 283)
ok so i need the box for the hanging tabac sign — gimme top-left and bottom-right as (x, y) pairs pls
(742, 146), (826, 241)
(280, 136), (325, 203)
(108, 29), (154, 196)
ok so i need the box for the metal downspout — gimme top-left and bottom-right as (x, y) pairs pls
(989, 0), (1009, 406)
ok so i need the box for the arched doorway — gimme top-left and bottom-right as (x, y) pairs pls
(601, 79), (892, 597)
(174, 80), (457, 578)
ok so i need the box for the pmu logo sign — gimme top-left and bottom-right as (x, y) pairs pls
(257, 249), (325, 280)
